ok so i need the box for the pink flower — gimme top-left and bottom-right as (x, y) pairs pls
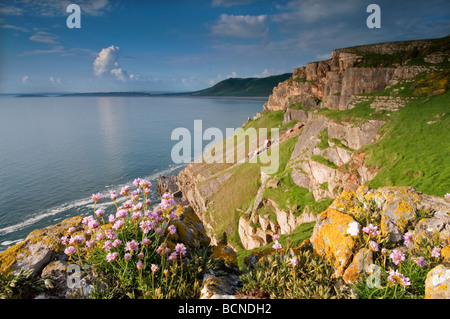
(110, 190), (118, 201)
(142, 237), (152, 246)
(445, 193), (450, 199)
(64, 246), (76, 255)
(96, 232), (105, 241)
(390, 249), (406, 265)
(162, 193), (171, 200)
(106, 252), (118, 262)
(137, 261), (144, 270)
(289, 256), (298, 268)
(73, 235), (85, 244)
(95, 209), (105, 218)
(106, 229), (117, 240)
(140, 220), (153, 234)
(133, 178), (141, 187)
(273, 234), (280, 241)
(116, 209), (128, 219)
(415, 257), (427, 267)
(168, 225), (177, 235)
(362, 224), (380, 236)
(120, 185), (129, 196)
(272, 241), (282, 250)
(403, 232), (413, 248)
(169, 252), (177, 261)
(60, 236), (69, 245)
(387, 269), (411, 287)
(431, 247), (441, 258)
(103, 240), (113, 252)
(112, 220), (125, 230)
(124, 253), (131, 261)
(112, 239), (122, 248)
(91, 193), (103, 202)
(86, 239), (96, 248)
(132, 211), (142, 221)
(151, 264), (158, 272)
(369, 240), (379, 252)
(108, 214), (116, 224)
(88, 219), (100, 230)
(175, 243), (187, 256)
(125, 240), (139, 252)
(67, 227), (76, 234)
(139, 180), (152, 189)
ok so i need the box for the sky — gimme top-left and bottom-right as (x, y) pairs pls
(0, 0), (449, 93)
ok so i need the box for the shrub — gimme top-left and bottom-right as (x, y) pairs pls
(61, 179), (210, 299)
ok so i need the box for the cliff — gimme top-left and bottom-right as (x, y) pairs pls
(173, 36), (449, 251)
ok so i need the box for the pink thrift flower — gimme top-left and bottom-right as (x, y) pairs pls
(106, 229), (117, 240)
(124, 253), (131, 261)
(110, 190), (118, 201)
(137, 261), (144, 270)
(91, 193), (103, 202)
(169, 252), (177, 261)
(120, 185), (129, 196)
(60, 236), (69, 245)
(168, 225), (177, 235)
(65, 246), (76, 255)
(125, 240), (139, 252)
(67, 227), (76, 234)
(390, 249), (406, 265)
(96, 232), (105, 241)
(272, 241), (282, 250)
(103, 240), (113, 252)
(86, 240), (96, 248)
(403, 232), (413, 248)
(387, 269), (411, 287)
(95, 209), (105, 218)
(116, 209), (128, 219)
(289, 256), (298, 268)
(139, 180), (152, 189)
(108, 214), (116, 224)
(112, 220), (125, 230)
(445, 193), (450, 199)
(431, 247), (441, 258)
(106, 252), (117, 262)
(133, 178), (141, 187)
(362, 223), (380, 236)
(369, 240), (379, 252)
(416, 257), (427, 267)
(112, 239), (122, 248)
(151, 264), (159, 272)
(175, 243), (187, 256)
(273, 234), (280, 241)
(142, 237), (152, 246)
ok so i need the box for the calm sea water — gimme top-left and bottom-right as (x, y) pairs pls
(0, 96), (263, 251)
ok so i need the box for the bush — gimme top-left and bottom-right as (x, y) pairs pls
(61, 179), (210, 299)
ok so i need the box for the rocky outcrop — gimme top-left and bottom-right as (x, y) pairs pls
(264, 37), (449, 112)
(310, 185), (450, 299)
(288, 113), (384, 201)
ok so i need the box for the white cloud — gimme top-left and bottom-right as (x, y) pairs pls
(21, 75), (29, 84)
(29, 31), (58, 45)
(210, 14), (269, 38)
(50, 76), (61, 85)
(93, 46), (134, 81)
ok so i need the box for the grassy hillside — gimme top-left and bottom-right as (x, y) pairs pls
(193, 73), (292, 97)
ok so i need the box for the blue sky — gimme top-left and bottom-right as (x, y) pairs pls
(0, 0), (449, 93)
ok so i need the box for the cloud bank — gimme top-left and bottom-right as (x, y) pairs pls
(93, 46), (134, 82)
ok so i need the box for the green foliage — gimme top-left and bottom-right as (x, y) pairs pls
(365, 90), (450, 196)
(239, 248), (349, 299)
(0, 269), (50, 299)
(310, 155), (339, 169)
(194, 73), (292, 97)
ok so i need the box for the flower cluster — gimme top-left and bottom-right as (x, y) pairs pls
(61, 178), (189, 298)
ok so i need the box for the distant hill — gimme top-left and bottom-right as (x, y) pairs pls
(190, 73), (292, 97)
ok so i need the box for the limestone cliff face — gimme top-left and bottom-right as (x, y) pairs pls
(264, 38), (445, 111)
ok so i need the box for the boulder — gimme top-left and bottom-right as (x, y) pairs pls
(0, 216), (83, 276)
(425, 265), (450, 299)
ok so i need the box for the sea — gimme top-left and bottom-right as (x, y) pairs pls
(0, 95), (264, 252)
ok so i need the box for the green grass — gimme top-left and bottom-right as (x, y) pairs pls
(310, 155), (339, 170)
(365, 90), (450, 196)
(317, 98), (389, 124)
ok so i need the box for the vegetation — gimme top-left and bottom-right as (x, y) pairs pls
(193, 73), (292, 97)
